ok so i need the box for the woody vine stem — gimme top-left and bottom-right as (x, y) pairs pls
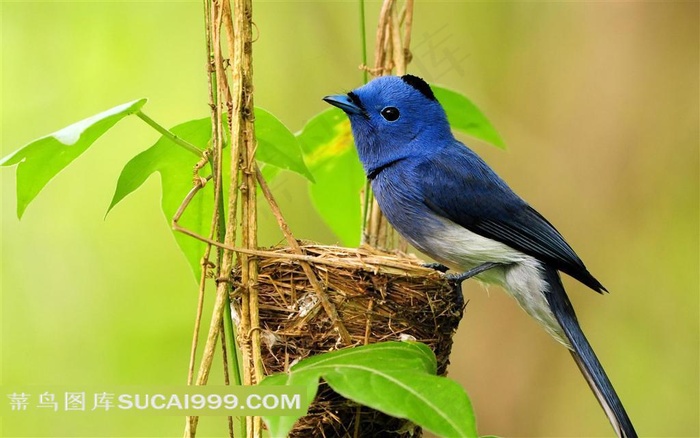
(172, 1), (416, 437)
(182, 0), (259, 435)
(175, 0), (353, 437)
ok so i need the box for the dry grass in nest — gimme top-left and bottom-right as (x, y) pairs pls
(231, 244), (464, 437)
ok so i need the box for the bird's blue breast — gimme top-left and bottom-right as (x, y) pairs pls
(369, 154), (520, 269)
(369, 158), (452, 256)
(367, 144), (494, 249)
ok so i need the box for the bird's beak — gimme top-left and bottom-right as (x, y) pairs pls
(323, 94), (364, 115)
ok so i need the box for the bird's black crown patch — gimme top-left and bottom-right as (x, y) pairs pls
(401, 74), (436, 101)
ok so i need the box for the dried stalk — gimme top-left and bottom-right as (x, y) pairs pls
(213, 3), (239, 438)
(183, 0), (251, 435)
(363, 0), (415, 250)
(401, 0), (414, 63)
(183, 0), (227, 436)
(175, 2), (220, 392)
(178, 176), (214, 387)
(391, 6), (405, 75)
(232, 1), (264, 436)
(372, 0), (393, 76)
(256, 166), (352, 344)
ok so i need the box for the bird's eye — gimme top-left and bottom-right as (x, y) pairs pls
(380, 107), (400, 122)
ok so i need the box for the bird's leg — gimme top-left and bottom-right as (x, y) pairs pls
(427, 262), (502, 308)
(445, 262), (501, 285)
(422, 262), (450, 273)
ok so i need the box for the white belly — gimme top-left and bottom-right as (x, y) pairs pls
(414, 216), (570, 346)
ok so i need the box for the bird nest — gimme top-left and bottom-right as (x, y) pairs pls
(231, 244), (463, 437)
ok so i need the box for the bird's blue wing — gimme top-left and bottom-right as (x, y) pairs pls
(416, 145), (606, 292)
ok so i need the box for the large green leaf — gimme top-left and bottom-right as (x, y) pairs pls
(0, 99), (147, 218)
(259, 342), (477, 438)
(107, 109), (312, 280)
(107, 118), (215, 279)
(255, 108), (314, 182)
(433, 86), (506, 149)
(297, 108), (365, 246)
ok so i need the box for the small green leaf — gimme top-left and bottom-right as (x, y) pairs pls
(433, 86), (506, 149)
(297, 108), (365, 246)
(255, 107), (314, 182)
(107, 118), (215, 279)
(0, 99), (147, 218)
(259, 342), (477, 438)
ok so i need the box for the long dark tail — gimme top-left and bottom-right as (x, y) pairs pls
(542, 266), (637, 438)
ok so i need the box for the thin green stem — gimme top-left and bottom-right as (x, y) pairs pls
(224, 296), (241, 383)
(362, 180), (372, 236)
(136, 111), (203, 158)
(359, 0), (368, 84)
(214, 161), (242, 388)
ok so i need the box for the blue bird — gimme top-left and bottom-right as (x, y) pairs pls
(324, 75), (636, 437)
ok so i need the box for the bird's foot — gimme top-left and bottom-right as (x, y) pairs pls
(444, 262), (501, 285)
(426, 262), (502, 309)
(422, 262), (450, 273)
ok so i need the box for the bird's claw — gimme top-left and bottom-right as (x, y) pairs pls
(443, 262), (502, 309)
(422, 262), (450, 273)
(444, 262), (502, 285)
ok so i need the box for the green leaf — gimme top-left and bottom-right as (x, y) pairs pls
(286, 340), (437, 374)
(433, 86), (506, 149)
(255, 107), (314, 182)
(107, 118), (215, 279)
(259, 342), (477, 438)
(0, 99), (147, 218)
(325, 369), (475, 438)
(257, 370), (321, 437)
(297, 108), (365, 246)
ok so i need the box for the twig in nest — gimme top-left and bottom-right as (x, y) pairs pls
(255, 165), (352, 344)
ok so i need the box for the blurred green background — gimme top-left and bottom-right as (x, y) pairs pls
(1, 1), (698, 437)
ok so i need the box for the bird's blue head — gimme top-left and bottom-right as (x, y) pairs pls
(324, 75), (453, 177)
